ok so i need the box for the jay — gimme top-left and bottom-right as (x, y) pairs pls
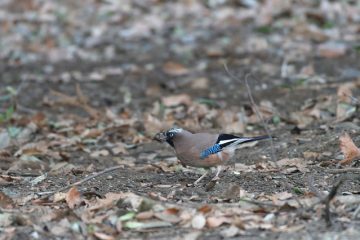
(154, 127), (269, 185)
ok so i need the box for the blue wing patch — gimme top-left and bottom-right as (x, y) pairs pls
(200, 144), (221, 159)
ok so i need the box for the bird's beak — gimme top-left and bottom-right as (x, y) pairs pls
(153, 132), (167, 142)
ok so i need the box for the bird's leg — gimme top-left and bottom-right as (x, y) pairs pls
(211, 165), (222, 181)
(194, 170), (208, 185)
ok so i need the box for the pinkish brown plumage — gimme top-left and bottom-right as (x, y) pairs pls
(154, 127), (270, 184)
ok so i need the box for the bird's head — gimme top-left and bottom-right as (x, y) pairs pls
(153, 127), (183, 147)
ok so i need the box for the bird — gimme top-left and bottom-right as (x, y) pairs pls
(153, 127), (270, 185)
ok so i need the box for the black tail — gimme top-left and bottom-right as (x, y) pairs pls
(217, 134), (272, 148)
(241, 135), (271, 143)
(232, 135), (272, 145)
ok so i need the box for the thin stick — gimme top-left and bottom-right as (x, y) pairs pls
(326, 168), (360, 174)
(353, 204), (360, 219)
(323, 176), (346, 227)
(239, 198), (278, 207)
(37, 165), (123, 198)
(223, 64), (277, 163)
(223, 64), (304, 208)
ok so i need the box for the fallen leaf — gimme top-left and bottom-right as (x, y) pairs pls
(119, 212), (136, 222)
(161, 94), (192, 107)
(0, 213), (12, 227)
(339, 133), (360, 165)
(190, 77), (209, 89)
(111, 142), (128, 155)
(197, 205), (212, 214)
(136, 211), (154, 220)
(337, 83), (354, 103)
(303, 151), (321, 160)
(8, 156), (49, 175)
(271, 192), (293, 204)
(165, 208), (180, 215)
(162, 61), (190, 76)
(88, 193), (126, 212)
(81, 128), (103, 139)
(53, 192), (67, 203)
(143, 113), (169, 136)
(216, 110), (245, 134)
(90, 149), (109, 158)
(317, 42), (347, 58)
(65, 187), (83, 209)
(125, 221), (172, 229)
(30, 174), (47, 186)
(191, 214), (206, 229)
(207, 216), (230, 228)
(93, 232), (114, 240)
(275, 158), (309, 173)
(154, 211), (182, 223)
(0, 192), (14, 209)
(220, 225), (239, 238)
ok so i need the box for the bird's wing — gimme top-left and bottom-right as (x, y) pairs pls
(200, 134), (269, 159)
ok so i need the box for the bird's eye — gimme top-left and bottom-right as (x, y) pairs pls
(169, 133), (174, 138)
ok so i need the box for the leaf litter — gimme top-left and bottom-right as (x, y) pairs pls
(0, 0), (360, 239)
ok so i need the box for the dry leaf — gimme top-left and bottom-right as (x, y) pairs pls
(220, 225), (240, 238)
(207, 216), (230, 228)
(136, 211), (154, 220)
(93, 232), (114, 240)
(111, 142), (128, 155)
(0, 192), (14, 209)
(190, 77), (209, 89)
(197, 205), (212, 214)
(276, 158), (309, 173)
(81, 129), (103, 139)
(317, 42), (347, 58)
(336, 83), (356, 122)
(53, 192), (67, 203)
(191, 214), (206, 229)
(154, 212), (182, 224)
(339, 133), (360, 165)
(162, 61), (190, 76)
(161, 94), (192, 107)
(272, 191), (293, 201)
(303, 151), (321, 160)
(165, 208), (180, 215)
(217, 110), (245, 134)
(143, 113), (169, 136)
(90, 149), (109, 158)
(337, 83), (354, 103)
(65, 187), (82, 209)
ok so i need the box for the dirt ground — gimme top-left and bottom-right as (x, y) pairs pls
(1, 1), (360, 240)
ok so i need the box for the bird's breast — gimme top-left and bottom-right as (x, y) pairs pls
(176, 149), (233, 168)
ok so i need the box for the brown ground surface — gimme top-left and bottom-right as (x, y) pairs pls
(1, 1), (360, 239)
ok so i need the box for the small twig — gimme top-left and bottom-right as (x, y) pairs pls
(7, 172), (41, 177)
(322, 176), (346, 227)
(37, 165), (123, 198)
(223, 64), (276, 163)
(353, 205), (360, 219)
(326, 168), (360, 174)
(223, 64), (304, 208)
(244, 73), (277, 163)
(239, 198), (278, 207)
(16, 105), (37, 114)
(280, 58), (288, 79)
